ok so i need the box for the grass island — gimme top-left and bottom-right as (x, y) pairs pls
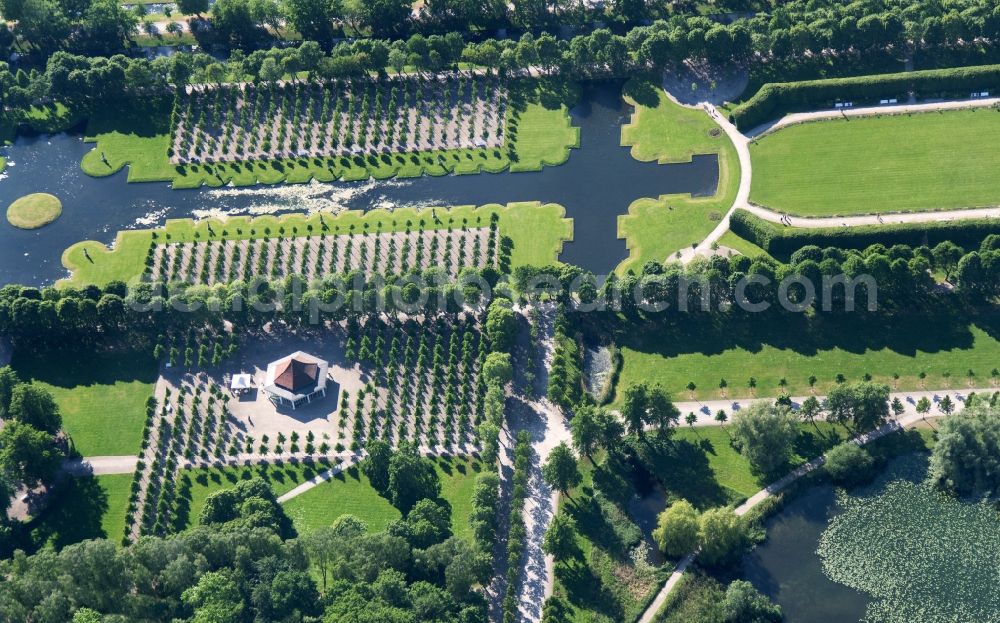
(6, 193), (63, 229)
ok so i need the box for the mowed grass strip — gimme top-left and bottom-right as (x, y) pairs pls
(81, 95), (578, 188)
(750, 108), (1000, 216)
(284, 456), (483, 539)
(12, 349), (157, 457)
(19, 473), (134, 551)
(616, 317), (1000, 401)
(617, 81), (741, 272)
(96, 474), (134, 543)
(59, 202), (573, 287)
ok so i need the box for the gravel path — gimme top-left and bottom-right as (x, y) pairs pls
(670, 386), (992, 427)
(486, 304), (572, 623)
(745, 96), (1000, 138)
(63, 455), (139, 476)
(742, 202), (1000, 228)
(660, 87), (1000, 265)
(64, 443), (479, 477)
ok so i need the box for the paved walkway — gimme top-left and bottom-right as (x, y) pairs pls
(657, 87), (1000, 265)
(742, 202), (1000, 228)
(745, 96), (1000, 138)
(276, 454), (362, 503)
(636, 385), (994, 623)
(671, 386), (992, 427)
(65, 444), (478, 477)
(657, 88), (753, 266)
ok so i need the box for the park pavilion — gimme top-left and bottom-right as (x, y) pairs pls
(261, 351), (330, 409)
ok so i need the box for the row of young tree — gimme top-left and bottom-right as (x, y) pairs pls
(0, 262), (509, 350)
(171, 72), (507, 163)
(149, 218), (501, 285)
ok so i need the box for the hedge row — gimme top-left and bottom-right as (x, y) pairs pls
(731, 64), (1000, 130)
(729, 209), (1000, 261)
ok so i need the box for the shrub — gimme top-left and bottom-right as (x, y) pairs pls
(824, 443), (875, 487)
(730, 209), (1000, 261)
(697, 508), (750, 568)
(653, 499), (701, 558)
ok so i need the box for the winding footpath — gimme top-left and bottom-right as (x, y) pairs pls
(665, 89), (1000, 265)
(636, 385), (995, 623)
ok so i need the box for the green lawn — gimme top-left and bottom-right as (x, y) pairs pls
(283, 456), (483, 539)
(22, 474), (133, 551)
(80, 90), (578, 189)
(750, 108), (1000, 216)
(715, 230), (771, 260)
(6, 192), (62, 229)
(283, 464), (401, 534)
(617, 81), (741, 272)
(669, 424), (848, 506)
(97, 474), (134, 543)
(12, 350), (157, 457)
(59, 230), (154, 288)
(615, 313), (1000, 400)
(173, 462), (327, 532)
(59, 202), (572, 287)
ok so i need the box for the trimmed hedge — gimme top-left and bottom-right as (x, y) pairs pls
(731, 64), (1000, 130)
(729, 209), (1000, 261)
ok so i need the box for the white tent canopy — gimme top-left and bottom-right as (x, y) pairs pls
(230, 374), (253, 390)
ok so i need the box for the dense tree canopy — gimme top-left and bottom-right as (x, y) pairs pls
(541, 442), (580, 496)
(8, 384), (62, 435)
(929, 403), (1000, 496)
(387, 444), (442, 514)
(729, 401), (798, 476)
(825, 381), (891, 432)
(199, 477), (295, 537)
(652, 499), (700, 558)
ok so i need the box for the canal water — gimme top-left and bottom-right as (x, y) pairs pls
(0, 82), (718, 286)
(742, 486), (870, 623)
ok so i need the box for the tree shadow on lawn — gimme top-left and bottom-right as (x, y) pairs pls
(794, 428), (843, 463)
(12, 348), (158, 388)
(565, 492), (630, 558)
(87, 95), (173, 137)
(555, 556), (625, 622)
(635, 436), (732, 510)
(612, 307), (986, 362)
(23, 476), (109, 551)
(621, 78), (661, 108)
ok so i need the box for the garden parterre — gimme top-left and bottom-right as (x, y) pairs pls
(147, 222), (499, 284)
(127, 313), (490, 542)
(61, 203), (572, 287)
(171, 73), (508, 165)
